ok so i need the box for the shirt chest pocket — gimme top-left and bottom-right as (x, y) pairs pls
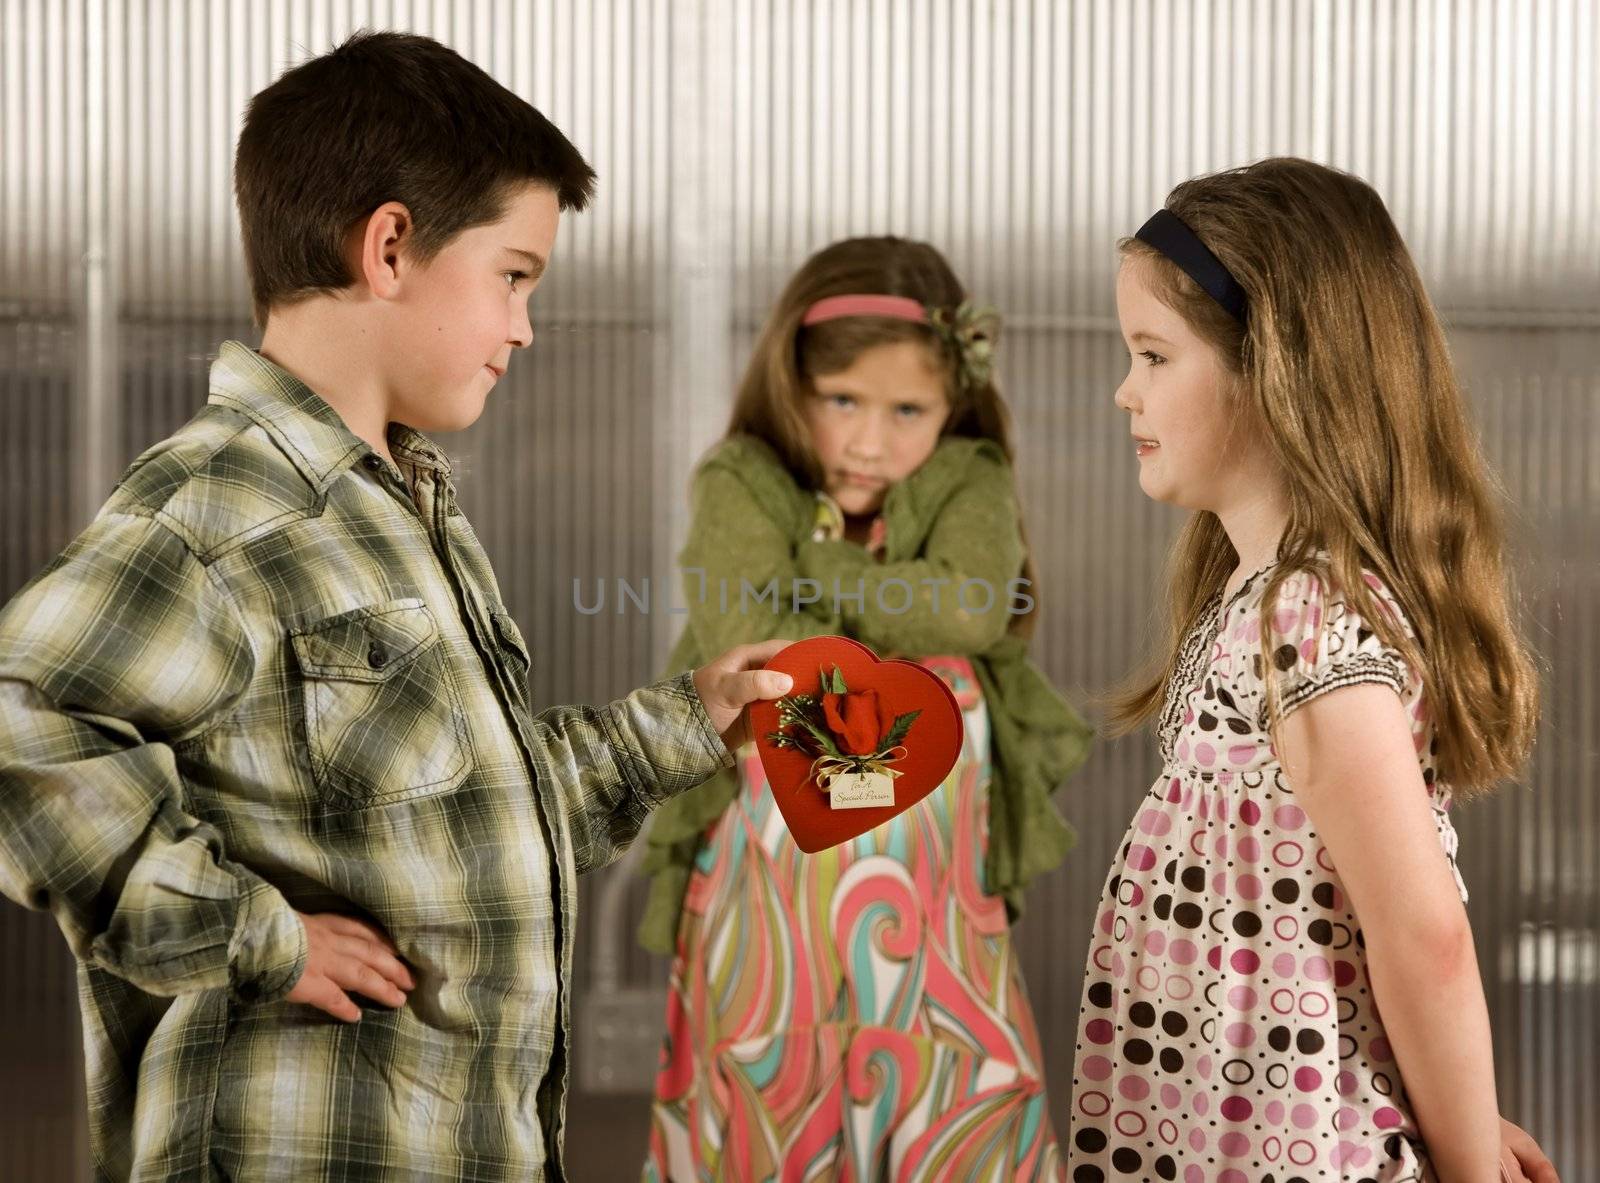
(290, 599), (475, 810)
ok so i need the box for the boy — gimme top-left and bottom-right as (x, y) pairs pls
(0, 31), (790, 1180)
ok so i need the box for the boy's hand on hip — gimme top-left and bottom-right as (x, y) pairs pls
(286, 912), (417, 1022)
(693, 639), (795, 751)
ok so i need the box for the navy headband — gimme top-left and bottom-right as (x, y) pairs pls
(1134, 208), (1248, 324)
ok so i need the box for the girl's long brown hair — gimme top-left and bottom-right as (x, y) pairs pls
(1109, 158), (1537, 793)
(727, 235), (1038, 636)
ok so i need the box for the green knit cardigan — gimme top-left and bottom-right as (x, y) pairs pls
(637, 433), (1093, 953)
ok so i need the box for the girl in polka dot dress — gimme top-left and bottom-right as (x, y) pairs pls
(1068, 159), (1555, 1183)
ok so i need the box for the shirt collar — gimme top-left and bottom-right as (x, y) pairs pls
(207, 341), (453, 491)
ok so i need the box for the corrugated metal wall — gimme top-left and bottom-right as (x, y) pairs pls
(2, 2), (1595, 1178)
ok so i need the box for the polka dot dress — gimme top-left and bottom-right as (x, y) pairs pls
(1067, 564), (1464, 1182)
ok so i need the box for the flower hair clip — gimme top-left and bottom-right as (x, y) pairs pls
(927, 301), (1000, 395)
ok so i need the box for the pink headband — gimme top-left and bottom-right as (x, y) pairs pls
(801, 294), (929, 326)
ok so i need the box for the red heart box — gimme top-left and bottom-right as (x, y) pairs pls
(750, 635), (965, 853)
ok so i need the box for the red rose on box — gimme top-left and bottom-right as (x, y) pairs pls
(821, 688), (895, 755)
(769, 663), (922, 773)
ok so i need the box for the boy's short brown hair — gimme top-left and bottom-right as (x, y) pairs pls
(234, 30), (596, 325)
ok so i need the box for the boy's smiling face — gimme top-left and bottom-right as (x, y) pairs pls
(381, 182), (560, 433)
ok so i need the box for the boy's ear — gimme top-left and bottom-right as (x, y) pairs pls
(350, 201), (414, 300)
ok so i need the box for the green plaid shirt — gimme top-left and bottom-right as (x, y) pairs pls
(0, 342), (731, 1181)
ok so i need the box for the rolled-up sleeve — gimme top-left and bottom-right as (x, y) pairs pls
(0, 510), (306, 1002)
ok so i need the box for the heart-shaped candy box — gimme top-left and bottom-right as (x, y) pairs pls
(749, 635), (964, 852)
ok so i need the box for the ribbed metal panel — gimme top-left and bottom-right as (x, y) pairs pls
(1, 2), (1595, 1178)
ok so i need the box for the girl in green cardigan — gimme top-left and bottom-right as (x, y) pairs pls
(641, 237), (1091, 1181)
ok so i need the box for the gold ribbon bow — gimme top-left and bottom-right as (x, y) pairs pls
(809, 745), (910, 792)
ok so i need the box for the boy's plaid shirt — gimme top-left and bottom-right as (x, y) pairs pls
(0, 342), (730, 1180)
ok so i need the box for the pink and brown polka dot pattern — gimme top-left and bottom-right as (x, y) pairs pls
(1068, 565), (1462, 1182)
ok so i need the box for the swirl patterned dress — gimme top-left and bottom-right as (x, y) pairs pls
(645, 656), (1064, 1182)
(1067, 565), (1463, 1182)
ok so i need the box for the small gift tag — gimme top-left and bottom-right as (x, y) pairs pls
(827, 771), (895, 809)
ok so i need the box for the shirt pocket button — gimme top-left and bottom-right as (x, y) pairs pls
(367, 642), (389, 670)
